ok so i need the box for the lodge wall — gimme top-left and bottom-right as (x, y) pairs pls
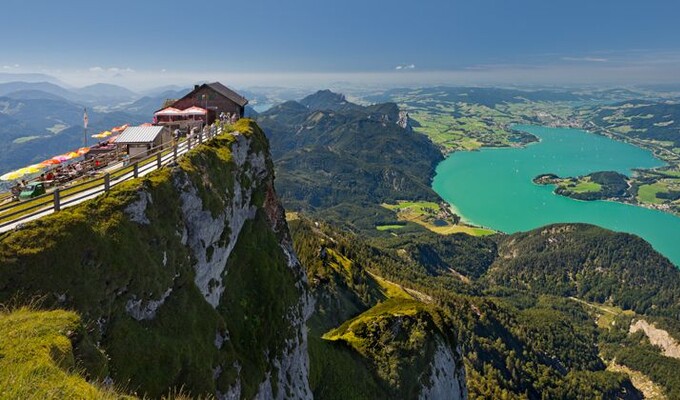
(173, 86), (244, 124)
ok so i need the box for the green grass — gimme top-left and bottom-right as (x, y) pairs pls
(321, 298), (449, 397)
(323, 298), (428, 344)
(408, 106), (512, 152)
(376, 224), (406, 231)
(368, 272), (414, 300)
(12, 135), (44, 144)
(381, 201), (495, 236)
(0, 307), (130, 399)
(570, 179), (603, 193)
(382, 201), (440, 213)
(638, 183), (668, 204)
(427, 224), (496, 236)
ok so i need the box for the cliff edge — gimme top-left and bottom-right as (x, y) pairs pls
(0, 119), (312, 399)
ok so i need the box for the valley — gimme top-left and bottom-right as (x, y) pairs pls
(1, 84), (680, 399)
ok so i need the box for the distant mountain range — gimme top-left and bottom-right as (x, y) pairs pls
(0, 80), (168, 174)
(0, 95), (148, 173)
(0, 81), (139, 107)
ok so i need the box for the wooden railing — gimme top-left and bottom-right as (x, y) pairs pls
(0, 124), (225, 232)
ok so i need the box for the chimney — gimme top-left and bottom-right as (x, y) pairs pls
(194, 84), (200, 91)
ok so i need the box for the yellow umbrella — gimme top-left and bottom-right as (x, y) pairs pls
(0, 170), (24, 181)
(0, 164), (44, 181)
(65, 152), (80, 160)
(22, 164), (46, 174)
(92, 130), (112, 139)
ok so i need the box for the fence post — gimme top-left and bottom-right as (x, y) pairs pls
(157, 152), (162, 169)
(198, 131), (203, 144)
(54, 188), (60, 212)
(133, 163), (138, 178)
(187, 136), (192, 150)
(104, 173), (110, 192)
(173, 144), (178, 161)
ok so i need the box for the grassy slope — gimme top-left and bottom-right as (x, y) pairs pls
(0, 308), (130, 400)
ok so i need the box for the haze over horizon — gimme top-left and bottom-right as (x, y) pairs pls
(1, 0), (679, 89)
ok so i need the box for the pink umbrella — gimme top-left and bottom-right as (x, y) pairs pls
(52, 155), (70, 163)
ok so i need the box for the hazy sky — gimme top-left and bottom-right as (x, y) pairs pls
(1, 0), (678, 89)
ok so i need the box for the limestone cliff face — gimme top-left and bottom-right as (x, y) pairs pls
(419, 339), (467, 400)
(0, 120), (312, 399)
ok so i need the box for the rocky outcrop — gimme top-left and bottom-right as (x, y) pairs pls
(398, 110), (414, 132)
(419, 339), (468, 400)
(630, 319), (680, 359)
(175, 133), (263, 308)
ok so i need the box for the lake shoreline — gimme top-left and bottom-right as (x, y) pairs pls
(432, 124), (680, 266)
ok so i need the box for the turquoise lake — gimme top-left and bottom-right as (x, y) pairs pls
(432, 125), (680, 266)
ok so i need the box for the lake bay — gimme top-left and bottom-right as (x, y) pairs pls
(432, 125), (680, 265)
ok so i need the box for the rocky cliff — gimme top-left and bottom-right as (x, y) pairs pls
(0, 119), (312, 399)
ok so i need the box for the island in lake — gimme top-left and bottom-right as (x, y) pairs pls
(534, 170), (680, 215)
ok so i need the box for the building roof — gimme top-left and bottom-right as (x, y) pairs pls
(204, 82), (249, 107)
(115, 126), (165, 144)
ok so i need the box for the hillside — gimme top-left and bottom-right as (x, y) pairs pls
(0, 96), (147, 172)
(290, 217), (656, 399)
(256, 91), (443, 233)
(0, 120), (312, 398)
(590, 101), (680, 147)
(484, 224), (680, 317)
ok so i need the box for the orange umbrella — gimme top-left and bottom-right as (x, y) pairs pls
(140, 122), (153, 127)
(40, 158), (62, 166)
(112, 123), (129, 133)
(76, 147), (90, 155)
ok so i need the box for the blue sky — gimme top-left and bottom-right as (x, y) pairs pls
(1, 0), (678, 88)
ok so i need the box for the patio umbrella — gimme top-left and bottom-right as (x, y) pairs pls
(140, 122), (153, 127)
(24, 164), (46, 173)
(154, 107), (183, 116)
(52, 155), (70, 163)
(0, 164), (44, 181)
(40, 158), (62, 166)
(92, 130), (112, 139)
(182, 106), (207, 115)
(76, 147), (90, 155)
(0, 170), (24, 181)
(112, 124), (129, 133)
(65, 152), (80, 159)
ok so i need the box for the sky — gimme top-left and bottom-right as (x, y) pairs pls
(0, 0), (679, 89)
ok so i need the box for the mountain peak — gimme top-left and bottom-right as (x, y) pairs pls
(299, 89), (355, 112)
